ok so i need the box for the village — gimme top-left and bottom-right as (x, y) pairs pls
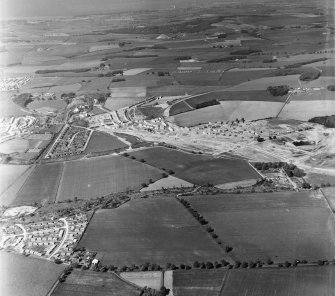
(0, 213), (87, 263)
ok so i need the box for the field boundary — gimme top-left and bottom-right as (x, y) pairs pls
(320, 189), (335, 219)
(219, 268), (231, 295)
(0, 165), (32, 197)
(55, 162), (65, 203)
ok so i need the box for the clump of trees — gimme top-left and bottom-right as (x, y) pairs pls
(299, 69), (321, 81)
(267, 85), (290, 96)
(327, 85), (335, 91)
(112, 77), (126, 83)
(195, 99), (220, 109)
(253, 162), (306, 177)
(309, 115), (335, 128)
(174, 56), (192, 61)
(12, 93), (34, 107)
(157, 71), (170, 76)
(230, 49), (262, 55)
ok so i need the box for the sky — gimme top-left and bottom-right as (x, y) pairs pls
(1, 0), (217, 19)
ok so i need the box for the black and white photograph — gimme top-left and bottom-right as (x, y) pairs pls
(0, 0), (334, 295)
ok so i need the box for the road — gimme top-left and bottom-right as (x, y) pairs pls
(15, 224), (28, 241)
(48, 218), (69, 260)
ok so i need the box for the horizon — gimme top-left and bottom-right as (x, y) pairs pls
(0, 0), (221, 20)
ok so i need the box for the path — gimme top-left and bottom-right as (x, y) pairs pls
(15, 224), (28, 241)
(47, 218), (69, 259)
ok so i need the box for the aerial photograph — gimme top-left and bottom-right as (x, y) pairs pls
(0, 0), (334, 295)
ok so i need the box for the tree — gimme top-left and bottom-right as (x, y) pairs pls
(193, 261), (200, 268)
(206, 262), (214, 269)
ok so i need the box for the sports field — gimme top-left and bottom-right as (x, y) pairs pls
(78, 197), (226, 266)
(0, 251), (64, 296)
(52, 269), (139, 296)
(85, 131), (128, 154)
(221, 266), (335, 296)
(11, 162), (64, 206)
(173, 269), (228, 296)
(56, 155), (163, 201)
(129, 147), (260, 185)
(186, 192), (335, 262)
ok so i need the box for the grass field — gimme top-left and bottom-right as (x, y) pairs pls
(186, 192), (335, 262)
(11, 162), (63, 206)
(169, 100), (194, 116)
(173, 269), (228, 296)
(221, 266), (335, 296)
(120, 271), (163, 290)
(0, 251), (64, 296)
(129, 147), (260, 185)
(104, 97), (144, 111)
(78, 197), (226, 266)
(56, 155), (163, 201)
(0, 138), (29, 154)
(218, 101), (284, 121)
(321, 187), (335, 210)
(173, 72), (220, 86)
(27, 100), (67, 112)
(52, 269), (139, 296)
(85, 131), (128, 154)
(141, 175), (193, 192)
(279, 101), (335, 121)
(218, 69), (276, 87)
(0, 93), (30, 118)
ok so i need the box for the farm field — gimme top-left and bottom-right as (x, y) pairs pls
(0, 138), (29, 154)
(226, 75), (301, 91)
(120, 271), (163, 290)
(185, 192), (335, 262)
(78, 197), (226, 266)
(0, 165), (35, 206)
(169, 100), (193, 116)
(51, 269), (139, 296)
(27, 100), (67, 112)
(78, 78), (111, 93)
(279, 100), (335, 121)
(0, 164), (30, 195)
(221, 266), (335, 296)
(218, 69), (276, 87)
(56, 155), (163, 201)
(141, 175), (193, 192)
(321, 187), (335, 210)
(0, 251), (64, 296)
(0, 93), (30, 117)
(290, 89), (335, 101)
(170, 104), (227, 126)
(173, 269), (228, 296)
(104, 97), (144, 111)
(186, 90), (288, 107)
(11, 162), (63, 206)
(129, 147), (260, 185)
(109, 86), (146, 98)
(85, 131), (128, 154)
(173, 72), (221, 86)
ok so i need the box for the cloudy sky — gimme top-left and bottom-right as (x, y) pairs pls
(1, 0), (215, 19)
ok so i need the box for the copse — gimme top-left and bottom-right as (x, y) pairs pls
(267, 85), (290, 96)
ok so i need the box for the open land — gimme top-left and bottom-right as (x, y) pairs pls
(56, 155), (163, 201)
(11, 162), (63, 206)
(51, 269), (139, 296)
(84, 131), (128, 154)
(78, 197), (226, 266)
(186, 192), (335, 262)
(129, 147), (260, 185)
(221, 266), (335, 296)
(173, 269), (228, 296)
(0, 3), (335, 295)
(0, 251), (64, 296)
